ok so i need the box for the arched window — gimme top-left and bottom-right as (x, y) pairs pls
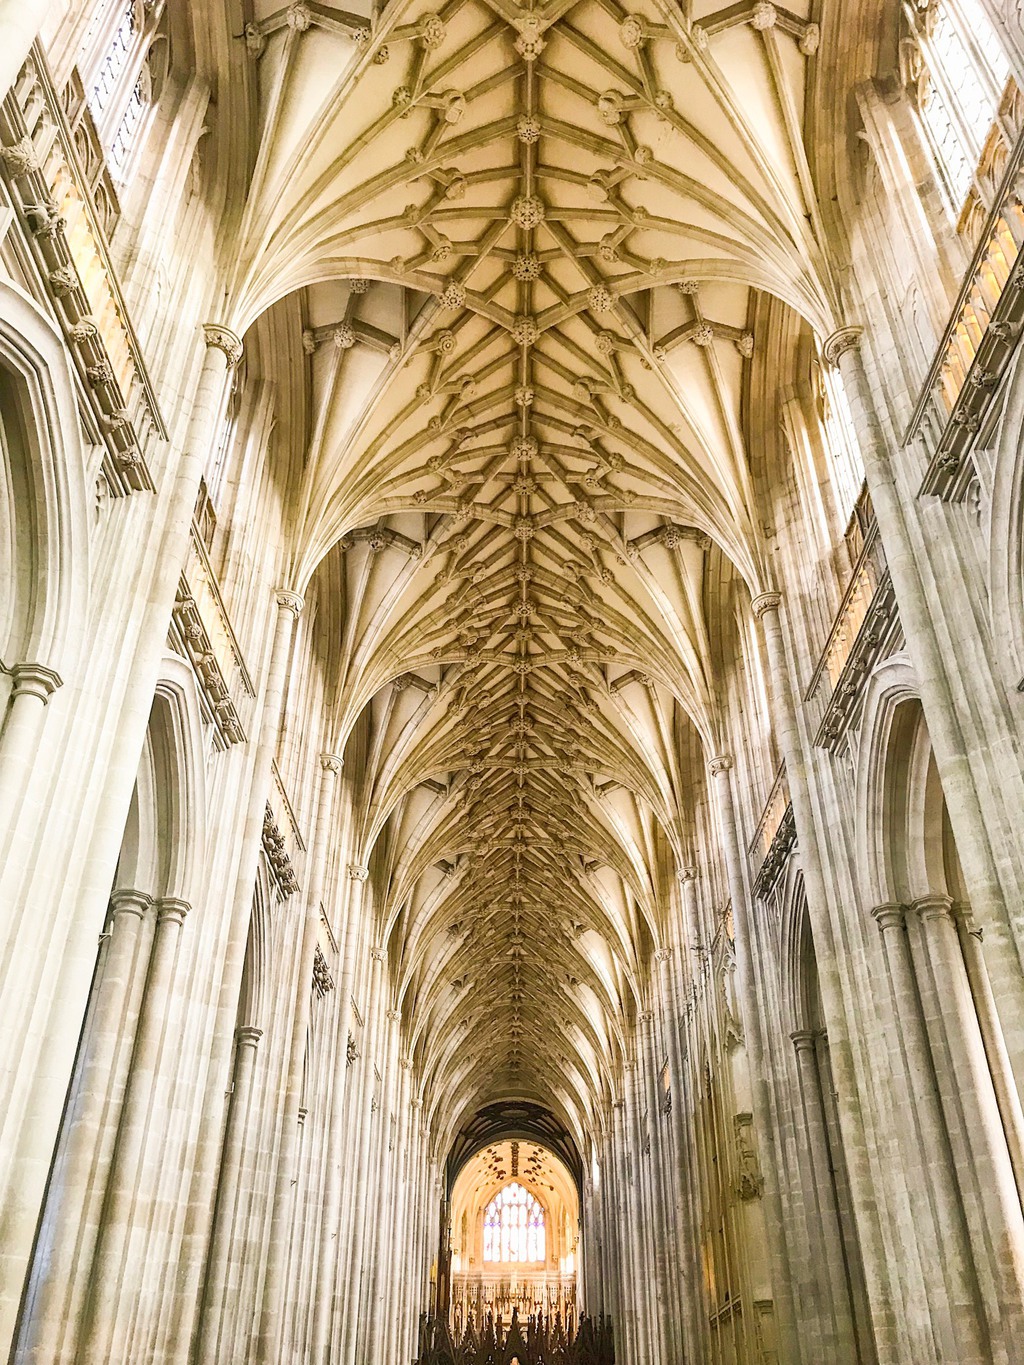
(901, 0), (1013, 220)
(482, 1182), (545, 1264)
(79, 0), (169, 181)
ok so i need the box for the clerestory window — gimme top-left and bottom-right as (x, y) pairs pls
(901, 0), (1013, 221)
(482, 1182), (546, 1264)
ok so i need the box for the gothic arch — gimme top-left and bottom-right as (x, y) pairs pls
(113, 654), (207, 902)
(853, 651), (922, 909)
(0, 279), (89, 677)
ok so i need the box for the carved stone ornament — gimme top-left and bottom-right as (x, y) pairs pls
(202, 323), (244, 367)
(276, 589), (305, 617)
(708, 753), (733, 776)
(348, 863), (370, 881)
(320, 753), (344, 773)
(0, 137), (41, 176)
(751, 591), (782, 619)
(821, 326), (863, 368)
(510, 195), (545, 230)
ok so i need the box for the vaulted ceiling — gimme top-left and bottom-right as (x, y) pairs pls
(229, 0), (841, 1152)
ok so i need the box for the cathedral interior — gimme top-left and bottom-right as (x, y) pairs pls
(3, 0), (1024, 1362)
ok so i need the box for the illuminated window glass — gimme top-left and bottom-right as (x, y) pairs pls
(482, 1182), (545, 1264)
(903, 0), (1013, 216)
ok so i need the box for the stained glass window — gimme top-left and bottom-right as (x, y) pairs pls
(482, 1182), (545, 1263)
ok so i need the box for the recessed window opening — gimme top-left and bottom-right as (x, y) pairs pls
(482, 1182), (546, 1263)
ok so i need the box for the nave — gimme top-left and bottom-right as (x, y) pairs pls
(3, 0), (1024, 1363)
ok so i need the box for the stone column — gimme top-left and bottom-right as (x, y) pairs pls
(14, 888), (150, 1363)
(611, 1096), (638, 1365)
(639, 1008), (676, 1360)
(193, 1024), (264, 1363)
(308, 863), (370, 1365)
(826, 327), (1024, 1071)
(910, 895), (1024, 1316)
(0, 663), (62, 858)
(956, 903), (1024, 1198)
(363, 1009), (402, 1364)
(340, 945), (387, 1365)
(707, 750), (800, 1360)
(76, 895), (189, 1362)
(656, 943), (703, 1363)
(790, 1030), (857, 1364)
(383, 1064), (413, 1365)
(624, 1063), (654, 1365)
(187, 586), (302, 1364)
(871, 903), (988, 1363)
(254, 751), (342, 1364)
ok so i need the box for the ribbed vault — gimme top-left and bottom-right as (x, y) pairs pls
(232, 0), (834, 1149)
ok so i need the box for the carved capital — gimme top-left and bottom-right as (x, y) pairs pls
(638, 1009), (655, 1024)
(275, 589), (305, 617)
(871, 902), (906, 933)
(678, 864), (699, 882)
(387, 1009), (401, 1023)
(9, 662), (63, 702)
(156, 897), (190, 927)
(109, 887), (153, 919)
(789, 1029), (819, 1053)
(202, 323), (244, 367)
(708, 752), (733, 776)
(370, 946), (387, 963)
(320, 752), (344, 773)
(655, 947), (672, 964)
(235, 1025), (263, 1047)
(910, 893), (956, 924)
(348, 863), (370, 882)
(822, 326), (862, 368)
(750, 591), (782, 620)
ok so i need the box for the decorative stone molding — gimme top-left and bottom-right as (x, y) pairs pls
(275, 589), (305, 618)
(235, 1025), (264, 1048)
(750, 591), (782, 619)
(708, 753), (733, 776)
(678, 864), (699, 882)
(346, 1033), (358, 1066)
(821, 326), (863, 368)
(655, 947), (672, 963)
(109, 888), (153, 920)
(313, 946), (335, 996)
(262, 803), (299, 897)
(156, 897), (190, 928)
(202, 323), (244, 367)
(348, 864), (370, 881)
(8, 662), (63, 702)
(370, 946), (387, 963)
(871, 902), (907, 933)
(320, 752), (344, 773)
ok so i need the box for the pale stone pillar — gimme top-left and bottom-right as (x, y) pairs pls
(656, 942), (703, 1363)
(610, 1097), (636, 1365)
(0, 663), (62, 856)
(254, 751), (342, 1364)
(363, 1009), (402, 1363)
(790, 1030), (857, 1363)
(707, 750), (801, 1359)
(383, 1064), (413, 1365)
(909, 895), (1024, 1316)
(826, 327), (1024, 1074)
(308, 864), (370, 1365)
(76, 895), (189, 1362)
(624, 1063), (654, 1365)
(193, 1024), (263, 1362)
(187, 585), (302, 1364)
(956, 902), (1024, 1199)
(638, 1008), (676, 1360)
(340, 945), (387, 1365)
(871, 902), (988, 1363)
(14, 888), (150, 1363)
